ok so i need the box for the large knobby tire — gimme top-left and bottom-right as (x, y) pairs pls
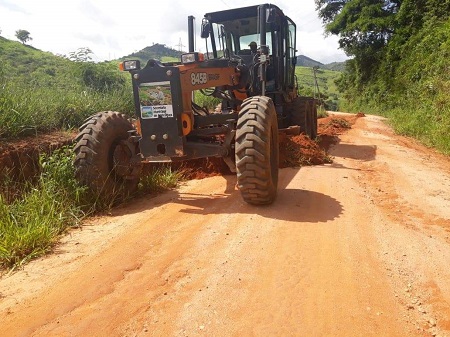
(306, 98), (318, 139)
(310, 100), (318, 139)
(74, 111), (141, 199)
(235, 96), (279, 205)
(290, 97), (317, 139)
(290, 97), (308, 134)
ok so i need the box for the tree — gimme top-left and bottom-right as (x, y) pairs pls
(314, 0), (402, 84)
(15, 29), (32, 44)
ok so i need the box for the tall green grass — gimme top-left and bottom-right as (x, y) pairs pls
(0, 73), (134, 139)
(139, 165), (184, 193)
(0, 147), (88, 269)
(0, 148), (183, 270)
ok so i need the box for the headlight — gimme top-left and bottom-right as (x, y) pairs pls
(119, 60), (141, 71)
(181, 52), (204, 64)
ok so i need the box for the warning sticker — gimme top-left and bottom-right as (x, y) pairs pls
(139, 81), (173, 119)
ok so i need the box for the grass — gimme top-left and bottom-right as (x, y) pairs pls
(379, 104), (449, 154)
(337, 20), (450, 155)
(0, 148), (183, 270)
(317, 105), (329, 118)
(161, 56), (180, 63)
(193, 90), (221, 110)
(0, 37), (134, 139)
(139, 165), (185, 193)
(0, 147), (87, 269)
(0, 80), (134, 138)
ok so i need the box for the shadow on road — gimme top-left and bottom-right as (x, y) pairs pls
(176, 186), (343, 223)
(117, 166), (343, 224)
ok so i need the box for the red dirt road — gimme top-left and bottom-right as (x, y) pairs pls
(1, 113), (449, 336)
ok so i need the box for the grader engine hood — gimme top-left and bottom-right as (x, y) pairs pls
(130, 60), (185, 161)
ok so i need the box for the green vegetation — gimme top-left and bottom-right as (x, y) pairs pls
(0, 147), (88, 269)
(296, 66), (343, 111)
(0, 147), (182, 270)
(316, 0), (450, 154)
(0, 37), (134, 139)
(0, 37), (186, 270)
(297, 55), (346, 72)
(139, 166), (184, 193)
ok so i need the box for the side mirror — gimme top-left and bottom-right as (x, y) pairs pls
(201, 19), (211, 38)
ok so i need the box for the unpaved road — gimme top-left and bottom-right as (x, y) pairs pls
(1, 113), (449, 337)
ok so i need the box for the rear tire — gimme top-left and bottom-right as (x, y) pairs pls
(290, 97), (308, 134)
(290, 97), (317, 139)
(310, 100), (318, 139)
(235, 96), (279, 205)
(74, 111), (141, 200)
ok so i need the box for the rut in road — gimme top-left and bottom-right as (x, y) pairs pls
(0, 113), (449, 337)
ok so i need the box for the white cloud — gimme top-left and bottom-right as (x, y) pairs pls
(0, 0), (347, 63)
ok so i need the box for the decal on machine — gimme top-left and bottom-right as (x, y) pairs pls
(139, 81), (173, 119)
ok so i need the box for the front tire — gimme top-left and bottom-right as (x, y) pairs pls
(235, 96), (279, 205)
(74, 111), (141, 199)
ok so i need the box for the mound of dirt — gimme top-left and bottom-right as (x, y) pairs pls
(169, 157), (233, 180)
(279, 133), (331, 168)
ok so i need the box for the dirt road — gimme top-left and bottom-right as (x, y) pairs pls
(1, 114), (449, 337)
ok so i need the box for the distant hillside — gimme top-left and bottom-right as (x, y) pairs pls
(297, 55), (324, 68)
(323, 61), (346, 72)
(0, 36), (72, 78)
(295, 66), (343, 111)
(297, 54), (346, 72)
(120, 43), (182, 65)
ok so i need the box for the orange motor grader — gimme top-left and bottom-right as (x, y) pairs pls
(74, 3), (318, 205)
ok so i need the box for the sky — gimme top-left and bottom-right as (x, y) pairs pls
(0, 0), (348, 64)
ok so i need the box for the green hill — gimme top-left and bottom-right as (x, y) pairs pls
(296, 54), (346, 72)
(0, 37), (133, 139)
(0, 35), (346, 138)
(297, 55), (323, 68)
(322, 61), (346, 72)
(120, 43), (182, 65)
(0, 36), (72, 81)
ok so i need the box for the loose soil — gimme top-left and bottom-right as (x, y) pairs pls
(2, 112), (449, 337)
(0, 131), (75, 180)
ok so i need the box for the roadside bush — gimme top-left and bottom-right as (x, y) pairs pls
(78, 62), (127, 92)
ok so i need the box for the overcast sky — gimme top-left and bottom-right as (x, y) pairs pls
(0, 0), (347, 64)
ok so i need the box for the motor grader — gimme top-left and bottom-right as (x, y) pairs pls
(74, 3), (318, 205)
